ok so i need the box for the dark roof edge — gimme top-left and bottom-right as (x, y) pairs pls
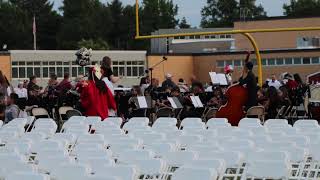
(0, 51), (10, 55)
(147, 48), (320, 56)
(234, 15), (320, 22)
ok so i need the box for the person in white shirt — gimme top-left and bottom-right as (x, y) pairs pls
(268, 74), (282, 90)
(14, 82), (28, 99)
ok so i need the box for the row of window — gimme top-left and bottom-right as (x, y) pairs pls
(12, 61), (146, 79)
(217, 57), (320, 68)
(174, 34), (233, 40)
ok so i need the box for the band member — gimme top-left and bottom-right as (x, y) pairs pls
(239, 52), (257, 110)
(224, 65), (234, 85)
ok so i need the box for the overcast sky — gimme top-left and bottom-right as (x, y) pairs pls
(52, 0), (291, 26)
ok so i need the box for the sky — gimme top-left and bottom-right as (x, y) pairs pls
(51, 0), (291, 26)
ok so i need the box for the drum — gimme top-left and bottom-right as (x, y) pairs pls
(309, 100), (320, 121)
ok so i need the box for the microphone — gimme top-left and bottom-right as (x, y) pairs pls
(163, 56), (168, 61)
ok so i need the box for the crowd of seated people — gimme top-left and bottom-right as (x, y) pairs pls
(0, 62), (316, 125)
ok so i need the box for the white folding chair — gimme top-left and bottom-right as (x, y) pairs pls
(197, 151), (244, 167)
(94, 165), (138, 180)
(171, 167), (217, 180)
(294, 119), (319, 129)
(176, 135), (203, 149)
(104, 117), (123, 127)
(37, 156), (75, 173)
(117, 150), (155, 164)
(246, 151), (290, 165)
(183, 159), (226, 176)
(0, 120), (3, 127)
(6, 172), (49, 180)
(77, 134), (105, 145)
(50, 163), (91, 180)
(86, 116), (102, 126)
(245, 160), (290, 179)
(238, 118), (262, 128)
(163, 151), (198, 171)
(180, 118), (205, 130)
(128, 117), (149, 125)
(264, 119), (289, 128)
(206, 118), (231, 128)
(153, 118), (177, 127)
(133, 159), (168, 179)
(145, 143), (176, 158)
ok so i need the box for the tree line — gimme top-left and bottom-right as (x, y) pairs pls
(0, 0), (318, 51)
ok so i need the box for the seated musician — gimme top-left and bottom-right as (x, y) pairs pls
(239, 52), (257, 110)
(207, 86), (226, 109)
(128, 86), (146, 118)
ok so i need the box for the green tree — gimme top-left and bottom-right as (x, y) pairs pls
(77, 38), (109, 50)
(141, 0), (179, 34)
(283, 0), (320, 17)
(179, 17), (191, 29)
(10, 0), (62, 49)
(201, 0), (267, 28)
(0, 1), (31, 49)
(58, 0), (111, 49)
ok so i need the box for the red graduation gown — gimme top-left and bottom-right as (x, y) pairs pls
(80, 80), (117, 119)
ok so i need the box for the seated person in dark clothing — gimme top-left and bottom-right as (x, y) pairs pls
(128, 86), (146, 117)
(162, 73), (177, 90)
(0, 104), (5, 121)
(265, 86), (282, 119)
(190, 75), (204, 93)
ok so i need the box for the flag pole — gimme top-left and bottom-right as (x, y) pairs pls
(33, 15), (37, 51)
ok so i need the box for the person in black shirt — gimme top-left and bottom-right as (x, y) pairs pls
(161, 73), (177, 90)
(101, 56), (120, 83)
(239, 53), (257, 110)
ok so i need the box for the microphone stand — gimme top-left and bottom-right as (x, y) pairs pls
(148, 56), (167, 81)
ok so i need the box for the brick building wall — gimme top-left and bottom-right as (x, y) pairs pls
(234, 17), (320, 50)
(0, 52), (11, 81)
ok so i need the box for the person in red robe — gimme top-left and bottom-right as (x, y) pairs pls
(80, 65), (116, 119)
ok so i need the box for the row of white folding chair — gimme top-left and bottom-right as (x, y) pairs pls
(0, 153), (35, 179)
(31, 118), (57, 135)
(180, 118), (206, 130)
(206, 118), (231, 128)
(294, 119), (320, 128)
(6, 172), (50, 180)
(172, 167), (218, 180)
(104, 117), (123, 127)
(244, 160), (290, 179)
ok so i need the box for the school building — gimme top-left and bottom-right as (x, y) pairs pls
(1, 16), (320, 86)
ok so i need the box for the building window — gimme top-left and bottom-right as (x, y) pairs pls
(268, 59), (275, 66)
(195, 35), (201, 39)
(189, 36), (195, 39)
(220, 35), (226, 39)
(252, 59), (257, 65)
(276, 58), (284, 65)
(234, 60), (241, 67)
(210, 35), (216, 39)
(312, 57), (320, 64)
(226, 60), (233, 66)
(285, 58), (293, 65)
(262, 59), (267, 66)
(302, 57), (311, 64)
(226, 35), (232, 38)
(217, 61), (225, 68)
(294, 58), (302, 64)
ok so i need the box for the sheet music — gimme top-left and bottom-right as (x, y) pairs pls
(168, 97), (178, 109)
(216, 74), (228, 86)
(209, 72), (228, 85)
(195, 96), (204, 108)
(209, 72), (219, 84)
(190, 96), (198, 107)
(137, 96), (148, 108)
